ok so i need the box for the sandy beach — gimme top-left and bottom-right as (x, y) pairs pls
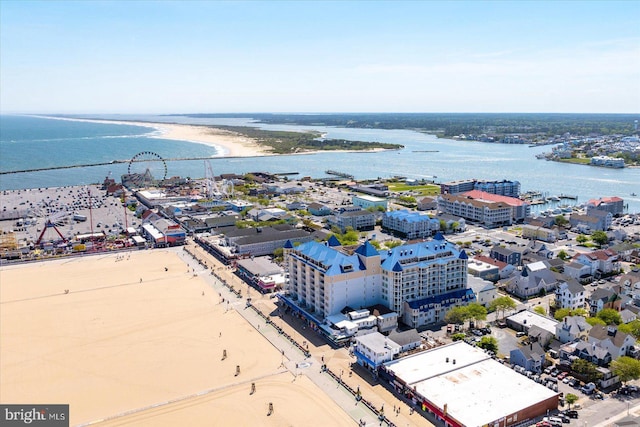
(34, 116), (272, 158)
(0, 250), (354, 426)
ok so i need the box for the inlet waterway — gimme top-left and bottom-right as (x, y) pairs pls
(1, 115), (639, 213)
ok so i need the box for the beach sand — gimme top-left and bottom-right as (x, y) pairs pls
(0, 250), (353, 426)
(34, 116), (271, 158)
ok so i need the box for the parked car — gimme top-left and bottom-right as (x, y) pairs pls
(544, 367), (553, 374)
(561, 410), (579, 419)
(562, 376), (572, 384)
(581, 382), (596, 395)
(557, 372), (568, 380)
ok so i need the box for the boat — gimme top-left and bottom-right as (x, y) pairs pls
(632, 193), (638, 197)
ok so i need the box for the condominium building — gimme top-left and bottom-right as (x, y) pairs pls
(381, 209), (440, 239)
(327, 209), (376, 232)
(441, 179), (521, 197)
(284, 233), (472, 328)
(437, 193), (513, 228)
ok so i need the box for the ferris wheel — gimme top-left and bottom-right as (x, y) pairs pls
(127, 151), (168, 188)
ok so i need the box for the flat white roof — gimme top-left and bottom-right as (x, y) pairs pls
(416, 358), (557, 426)
(385, 341), (557, 426)
(508, 310), (558, 335)
(384, 341), (489, 385)
(354, 194), (386, 202)
(355, 332), (401, 352)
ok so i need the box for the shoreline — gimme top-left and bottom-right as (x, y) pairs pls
(30, 115), (391, 158)
(31, 115), (273, 158)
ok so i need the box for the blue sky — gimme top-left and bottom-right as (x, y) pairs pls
(1, 1), (638, 114)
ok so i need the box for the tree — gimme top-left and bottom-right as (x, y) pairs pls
(467, 303), (488, 326)
(554, 308), (572, 321)
(445, 306), (470, 326)
(571, 359), (603, 383)
(534, 306), (546, 316)
(451, 333), (466, 341)
(273, 247), (284, 262)
(586, 317), (607, 327)
(618, 319), (640, 339)
(477, 336), (498, 353)
(554, 215), (569, 227)
(596, 308), (622, 325)
(592, 230), (609, 247)
(439, 219), (447, 232)
(557, 250), (570, 261)
(576, 234), (589, 245)
(610, 356), (640, 384)
(488, 296), (517, 319)
(565, 393), (578, 409)
(385, 240), (402, 249)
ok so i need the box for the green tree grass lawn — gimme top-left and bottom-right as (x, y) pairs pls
(210, 125), (403, 154)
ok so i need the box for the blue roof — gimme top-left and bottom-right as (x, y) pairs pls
(406, 288), (476, 311)
(283, 240), (294, 249)
(380, 237), (462, 271)
(293, 240), (365, 276)
(384, 209), (434, 223)
(355, 241), (379, 257)
(434, 232), (445, 241)
(327, 235), (341, 247)
(459, 250), (468, 260)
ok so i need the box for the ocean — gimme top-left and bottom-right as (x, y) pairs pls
(1, 114), (639, 213)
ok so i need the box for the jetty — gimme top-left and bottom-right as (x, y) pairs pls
(325, 170), (354, 179)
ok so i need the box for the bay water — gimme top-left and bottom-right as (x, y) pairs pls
(1, 114), (639, 213)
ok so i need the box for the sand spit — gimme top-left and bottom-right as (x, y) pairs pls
(31, 115), (271, 158)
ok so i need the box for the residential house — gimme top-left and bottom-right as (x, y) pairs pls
(474, 255), (516, 279)
(308, 202), (332, 216)
(570, 211), (613, 232)
(588, 325), (635, 360)
(564, 340), (612, 366)
(555, 316), (592, 344)
(521, 224), (558, 243)
(510, 342), (546, 373)
(468, 275), (498, 308)
(387, 329), (422, 353)
(417, 196), (438, 211)
(528, 325), (554, 348)
(490, 245), (522, 266)
(576, 249), (620, 277)
(555, 279), (587, 310)
(468, 259), (500, 282)
(588, 287), (622, 316)
(563, 261), (592, 282)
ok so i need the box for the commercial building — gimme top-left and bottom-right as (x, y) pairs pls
(586, 196), (625, 216)
(352, 194), (388, 210)
(235, 256), (285, 293)
(380, 341), (558, 427)
(284, 233), (472, 327)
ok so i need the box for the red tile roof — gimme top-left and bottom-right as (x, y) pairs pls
(462, 190), (526, 206)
